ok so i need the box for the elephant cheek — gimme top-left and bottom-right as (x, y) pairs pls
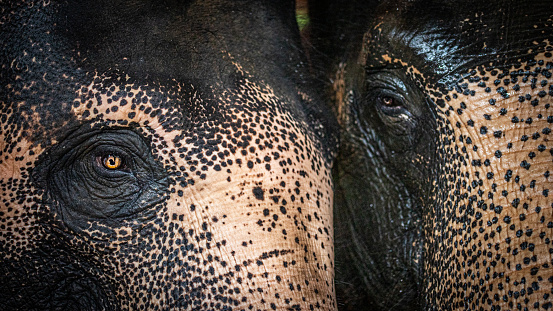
(425, 53), (553, 309)
(0, 140), (46, 260)
(107, 150), (334, 309)
(171, 160), (335, 309)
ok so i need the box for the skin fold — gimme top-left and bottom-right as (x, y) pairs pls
(308, 0), (553, 310)
(0, 1), (338, 310)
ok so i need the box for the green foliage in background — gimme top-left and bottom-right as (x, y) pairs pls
(296, 10), (309, 31)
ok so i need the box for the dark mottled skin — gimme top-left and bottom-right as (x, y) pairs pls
(0, 1), (338, 310)
(309, 0), (553, 310)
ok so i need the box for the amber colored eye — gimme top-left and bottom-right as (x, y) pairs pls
(381, 95), (395, 107)
(102, 154), (123, 170)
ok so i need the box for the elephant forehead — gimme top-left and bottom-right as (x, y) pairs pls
(363, 1), (553, 85)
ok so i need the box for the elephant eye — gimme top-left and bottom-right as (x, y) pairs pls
(380, 95), (396, 107)
(99, 154), (125, 170)
(362, 73), (425, 150)
(33, 127), (169, 230)
(375, 92), (410, 119)
(93, 150), (131, 176)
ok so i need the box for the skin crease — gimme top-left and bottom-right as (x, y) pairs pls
(308, 0), (553, 310)
(0, 1), (338, 310)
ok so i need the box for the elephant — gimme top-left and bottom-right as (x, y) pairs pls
(308, 0), (553, 310)
(0, 0), (338, 310)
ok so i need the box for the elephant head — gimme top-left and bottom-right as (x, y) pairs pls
(0, 0), (338, 309)
(309, 0), (553, 309)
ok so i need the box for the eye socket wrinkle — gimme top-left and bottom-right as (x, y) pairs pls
(33, 126), (169, 229)
(376, 92), (407, 110)
(365, 87), (411, 120)
(363, 70), (428, 125)
(358, 74), (425, 150)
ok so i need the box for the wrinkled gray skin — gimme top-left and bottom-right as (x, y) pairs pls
(309, 0), (553, 310)
(0, 1), (339, 310)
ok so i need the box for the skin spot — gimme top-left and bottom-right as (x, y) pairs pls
(253, 186), (264, 200)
